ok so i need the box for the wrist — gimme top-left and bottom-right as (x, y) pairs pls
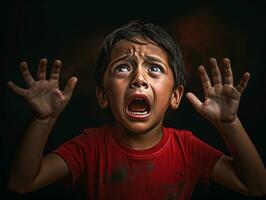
(32, 116), (58, 125)
(214, 117), (240, 132)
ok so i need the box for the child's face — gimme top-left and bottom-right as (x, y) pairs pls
(97, 37), (183, 134)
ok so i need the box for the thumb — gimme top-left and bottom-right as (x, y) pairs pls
(7, 81), (26, 96)
(62, 77), (78, 98)
(186, 92), (202, 112)
(52, 88), (64, 100)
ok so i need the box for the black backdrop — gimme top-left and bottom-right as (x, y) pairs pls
(1, 0), (266, 199)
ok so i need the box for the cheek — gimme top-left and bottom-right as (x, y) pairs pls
(153, 77), (173, 95)
(152, 78), (174, 105)
(104, 79), (127, 107)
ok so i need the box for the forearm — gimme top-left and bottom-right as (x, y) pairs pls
(216, 118), (266, 192)
(8, 117), (58, 188)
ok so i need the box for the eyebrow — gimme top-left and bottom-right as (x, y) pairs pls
(108, 54), (168, 68)
(143, 55), (168, 67)
(109, 54), (130, 67)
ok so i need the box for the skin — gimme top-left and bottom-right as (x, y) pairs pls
(186, 58), (266, 195)
(7, 59), (74, 193)
(96, 38), (183, 150)
(7, 39), (266, 196)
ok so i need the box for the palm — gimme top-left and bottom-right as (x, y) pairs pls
(186, 58), (250, 125)
(8, 59), (77, 119)
(25, 79), (64, 118)
(200, 84), (241, 122)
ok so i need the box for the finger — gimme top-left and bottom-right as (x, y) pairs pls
(7, 81), (26, 96)
(51, 88), (64, 101)
(37, 58), (47, 80)
(236, 72), (250, 93)
(62, 77), (78, 98)
(20, 61), (35, 86)
(50, 60), (61, 80)
(222, 58), (234, 85)
(210, 58), (222, 85)
(198, 65), (211, 95)
(186, 92), (202, 112)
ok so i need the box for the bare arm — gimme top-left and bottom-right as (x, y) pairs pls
(212, 119), (266, 196)
(186, 58), (266, 196)
(7, 59), (77, 193)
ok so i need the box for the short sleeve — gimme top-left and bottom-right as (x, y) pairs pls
(53, 133), (87, 185)
(188, 133), (223, 184)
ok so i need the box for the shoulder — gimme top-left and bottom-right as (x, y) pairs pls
(80, 124), (112, 142)
(63, 125), (113, 148)
(163, 127), (197, 150)
(163, 127), (213, 151)
(163, 127), (193, 141)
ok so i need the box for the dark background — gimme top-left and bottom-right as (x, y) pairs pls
(1, 0), (265, 199)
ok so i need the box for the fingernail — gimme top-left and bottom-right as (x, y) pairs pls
(210, 58), (216, 62)
(54, 60), (61, 65)
(223, 58), (230, 63)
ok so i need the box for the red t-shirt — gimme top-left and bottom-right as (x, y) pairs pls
(54, 125), (223, 200)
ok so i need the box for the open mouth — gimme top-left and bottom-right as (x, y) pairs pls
(126, 94), (151, 119)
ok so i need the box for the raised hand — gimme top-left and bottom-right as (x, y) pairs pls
(186, 58), (250, 126)
(8, 58), (78, 120)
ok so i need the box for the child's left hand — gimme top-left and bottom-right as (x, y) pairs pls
(186, 58), (250, 127)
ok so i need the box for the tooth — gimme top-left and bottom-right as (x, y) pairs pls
(129, 111), (148, 115)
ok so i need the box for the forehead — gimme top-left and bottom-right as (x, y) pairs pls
(109, 38), (169, 62)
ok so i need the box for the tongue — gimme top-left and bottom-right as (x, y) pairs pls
(128, 100), (148, 112)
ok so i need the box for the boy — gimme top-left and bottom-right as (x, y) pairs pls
(7, 21), (266, 199)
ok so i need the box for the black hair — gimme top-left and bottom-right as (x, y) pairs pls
(94, 20), (186, 89)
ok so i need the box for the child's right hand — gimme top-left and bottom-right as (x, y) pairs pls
(8, 58), (78, 120)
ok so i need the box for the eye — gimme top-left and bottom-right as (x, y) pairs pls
(148, 64), (164, 73)
(114, 64), (131, 73)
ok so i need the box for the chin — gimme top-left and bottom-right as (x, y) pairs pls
(116, 119), (162, 135)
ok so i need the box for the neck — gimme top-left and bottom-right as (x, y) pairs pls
(114, 123), (163, 150)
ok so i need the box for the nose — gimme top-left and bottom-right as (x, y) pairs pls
(130, 69), (149, 89)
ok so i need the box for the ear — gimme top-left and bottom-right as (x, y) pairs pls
(96, 86), (109, 109)
(170, 85), (184, 110)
